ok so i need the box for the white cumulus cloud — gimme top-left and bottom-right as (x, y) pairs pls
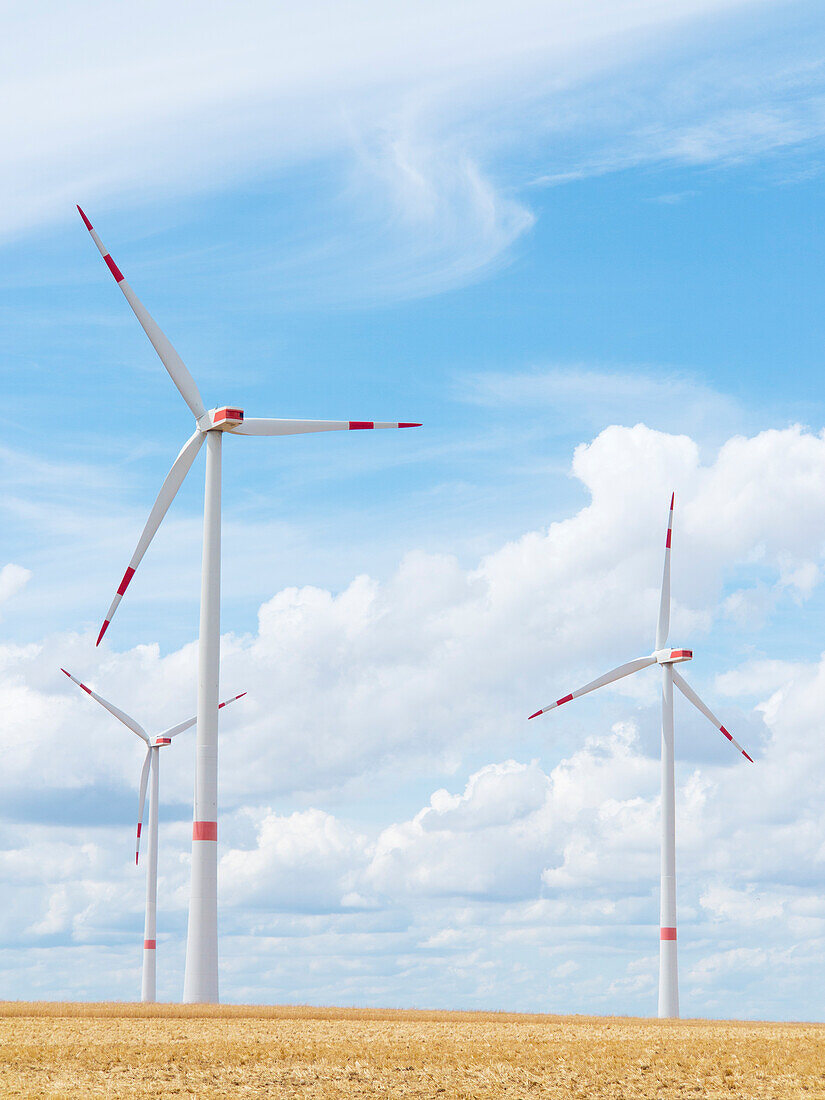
(2, 422), (825, 1013)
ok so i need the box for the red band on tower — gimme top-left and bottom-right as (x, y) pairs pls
(660, 927), (677, 940)
(193, 821), (218, 841)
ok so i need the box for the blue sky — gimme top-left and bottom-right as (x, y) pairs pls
(5, 0), (825, 1017)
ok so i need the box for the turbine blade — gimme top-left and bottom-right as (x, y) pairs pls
(61, 668), (148, 742)
(77, 207), (207, 421)
(656, 492), (674, 650)
(135, 747), (152, 865)
(160, 692), (246, 740)
(231, 418), (421, 436)
(672, 669), (753, 762)
(96, 431), (205, 645)
(218, 690), (247, 710)
(528, 656), (656, 719)
(159, 715), (197, 741)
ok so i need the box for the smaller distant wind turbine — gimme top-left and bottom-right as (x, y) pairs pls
(61, 668), (245, 1003)
(527, 494), (753, 1019)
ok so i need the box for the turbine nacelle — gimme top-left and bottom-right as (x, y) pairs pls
(151, 736), (172, 747)
(202, 407), (244, 431)
(654, 648), (693, 665)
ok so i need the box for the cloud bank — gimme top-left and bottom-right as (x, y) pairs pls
(2, 422), (825, 1014)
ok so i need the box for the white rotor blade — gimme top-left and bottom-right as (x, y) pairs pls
(529, 656), (656, 719)
(160, 716), (196, 741)
(135, 747), (153, 865)
(77, 207), (207, 421)
(96, 430), (205, 645)
(231, 418), (421, 436)
(672, 669), (753, 762)
(656, 492), (674, 650)
(61, 668), (148, 742)
(160, 691), (247, 740)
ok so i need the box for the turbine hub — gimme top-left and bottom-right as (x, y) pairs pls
(655, 648), (693, 665)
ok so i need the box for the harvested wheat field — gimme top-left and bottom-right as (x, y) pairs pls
(0, 1002), (822, 1099)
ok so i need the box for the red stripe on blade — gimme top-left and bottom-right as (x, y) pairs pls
(81, 683), (91, 695)
(528, 710), (543, 720)
(398, 423), (422, 428)
(104, 254), (124, 282)
(557, 694), (573, 706)
(660, 927), (677, 940)
(193, 821), (218, 841)
(76, 205), (93, 231)
(670, 492), (675, 509)
(143, 939), (156, 950)
(136, 824), (141, 837)
(720, 726), (733, 741)
(117, 567), (136, 596)
(348, 421), (374, 430)
(219, 692), (247, 709)
(666, 529), (672, 548)
(96, 620), (110, 647)
(743, 751), (754, 763)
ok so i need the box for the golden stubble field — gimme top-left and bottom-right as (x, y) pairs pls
(0, 1002), (822, 1099)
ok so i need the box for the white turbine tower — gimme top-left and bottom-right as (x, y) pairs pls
(61, 668), (245, 1002)
(527, 494), (753, 1018)
(77, 206), (420, 1003)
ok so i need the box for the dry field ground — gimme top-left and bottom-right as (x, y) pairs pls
(0, 1002), (822, 1099)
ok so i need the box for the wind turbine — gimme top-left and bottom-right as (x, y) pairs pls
(60, 667), (245, 1002)
(527, 494), (753, 1018)
(77, 206), (420, 1003)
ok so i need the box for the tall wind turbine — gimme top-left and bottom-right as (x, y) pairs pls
(61, 668), (245, 1002)
(77, 206), (420, 1003)
(527, 494), (753, 1018)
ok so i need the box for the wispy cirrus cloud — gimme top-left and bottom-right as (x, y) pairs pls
(0, 0), (792, 302)
(0, 565), (31, 612)
(530, 45), (825, 189)
(458, 364), (745, 444)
